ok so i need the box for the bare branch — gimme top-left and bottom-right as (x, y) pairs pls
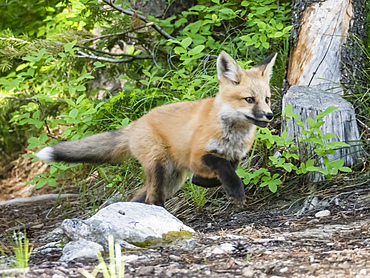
(78, 46), (142, 57)
(0, 37), (32, 44)
(80, 22), (154, 44)
(75, 49), (152, 63)
(101, 0), (177, 41)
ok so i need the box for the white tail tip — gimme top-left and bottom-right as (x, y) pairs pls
(36, 146), (54, 162)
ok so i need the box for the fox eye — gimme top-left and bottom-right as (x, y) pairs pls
(265, 97), (270, 103)
(245, 97), (255, 104)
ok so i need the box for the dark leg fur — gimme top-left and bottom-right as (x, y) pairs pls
(192, 159), (239, 188)
(192, 175), (222, 188)
(144, 162), (166, 206)
(130, 190), (147, 203)
(201, 154), (245, 205)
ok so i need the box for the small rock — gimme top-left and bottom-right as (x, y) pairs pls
(52, 275), (65, 278)
(137, 266), (154, 275)
(203, 243), (235, 257)
(279, 267), (288, 273)
(363, 238), (370, 247)
(121, 254), (139, 263)
(315, 210), (331, 218)
(34, 242), (62, 255)
(307, 219), (320, 224)
(207, 223), (212, 228)
(60, 239), (103, 262)
(359, 269), (367, 275)
(169, 254), (181, 261)
(242, 266), (254, 277)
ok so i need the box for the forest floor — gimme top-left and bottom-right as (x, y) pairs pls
(0, 154), (370, 277)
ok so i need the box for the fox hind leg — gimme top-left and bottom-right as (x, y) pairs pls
(130, 160), (186, 207)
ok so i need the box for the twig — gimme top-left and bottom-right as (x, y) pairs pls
(75, 49), (152, 63)
(79, 22), (154, 43)
(35, 99), (52, 137)
(0, 37), (32, 44)
(101, 0), (177, 41)
(328, 188), (370, 204)
(79, 46), (142, 57)
(357, 118), (370, 133)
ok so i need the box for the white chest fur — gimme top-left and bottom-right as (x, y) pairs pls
(206, 104), (256, 161)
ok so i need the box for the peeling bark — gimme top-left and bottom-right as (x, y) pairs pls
(288, 0), (367, 94)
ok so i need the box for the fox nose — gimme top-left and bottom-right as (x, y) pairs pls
(266, 112), (273, 120)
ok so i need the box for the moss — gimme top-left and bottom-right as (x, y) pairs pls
(131, 230), (193, 248)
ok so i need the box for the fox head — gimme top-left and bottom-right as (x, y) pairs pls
(216, 51), (277, 128)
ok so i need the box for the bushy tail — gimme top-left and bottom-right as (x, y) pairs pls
(36, 128), (131, 164)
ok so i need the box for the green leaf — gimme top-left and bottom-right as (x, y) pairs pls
(274, 31), (283, 38)
(331, 159), (344, 169)
(76, 94), (86, 105)
(127, 45), (135, 55)
(181, 37), (192, 49)
(120, 118), (130, 127)
(189, 45), (205, 55)
(69, 109), (79, 119)
(306, 117), (315, 127)
(276, 23), (284, 30)
(28, 137), (40, 149)
(339, 166), (352, 173)
(284, 104), (293, 116)
(65, 98), (76, 107)
(16, 63), (29, 71)
(48, 179), (57, 187)
(64, 40), (77, 56)
(322, 133), (336, 140)
(316, 106), (338, 120)
(93, 61), (105, 68)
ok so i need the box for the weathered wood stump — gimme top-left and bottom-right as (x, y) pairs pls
(284, 0), (366, 181)
(288, 0), (367, 93)
(282, 86), (363, 181)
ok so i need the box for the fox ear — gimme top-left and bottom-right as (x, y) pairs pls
(254, 52), (277, 81)
(217, 51), (243, 85)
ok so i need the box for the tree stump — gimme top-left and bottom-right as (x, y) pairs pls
(287, 0), (367, 94)
(282, 86), (363, 181)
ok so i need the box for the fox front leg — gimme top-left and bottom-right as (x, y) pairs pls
(192, 159), (239, 188)
(201, 154), (245, 205)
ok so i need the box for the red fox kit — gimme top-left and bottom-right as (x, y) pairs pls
(36, 51), (277, 206)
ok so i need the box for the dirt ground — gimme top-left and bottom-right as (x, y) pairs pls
(0, 154), (370, 277)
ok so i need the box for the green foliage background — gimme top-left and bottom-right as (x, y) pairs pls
(0, 0), (364, 208)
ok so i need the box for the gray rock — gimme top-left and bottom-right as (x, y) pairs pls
(315, 210), (331, 218)
(136, 265), (155, 275)
(242, 267), (254, 278)
(61, 202), (194, 251)
(34, 242), (62, 255)
(60, 239), (103, 262)
(203, 243), (235, 257)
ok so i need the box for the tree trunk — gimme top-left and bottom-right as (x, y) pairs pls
(283, 0), (366, 181)
(287, 0), (367, 94)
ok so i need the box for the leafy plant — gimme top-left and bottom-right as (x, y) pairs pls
(237, 105), (352, 193)
(80, 235), (125, 278)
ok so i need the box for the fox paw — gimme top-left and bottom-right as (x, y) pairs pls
(225, 187), (246, 207)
